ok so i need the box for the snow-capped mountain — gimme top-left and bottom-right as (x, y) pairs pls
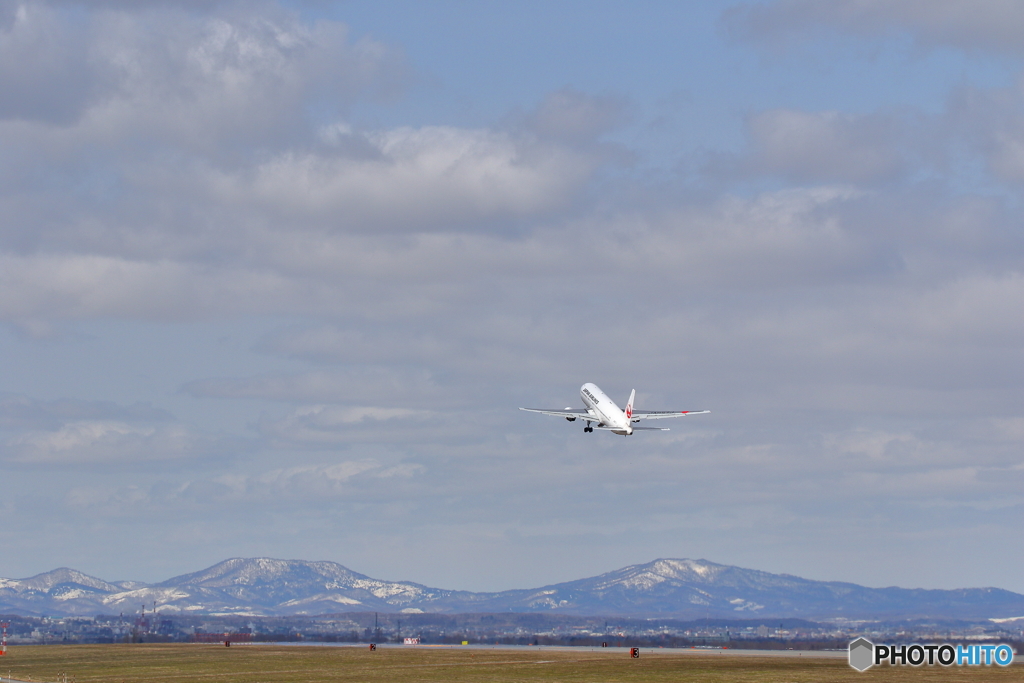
(0, 558), (472, 617)
(145, 558), (475, 614)
(2, 557), (1023, 620)
(0, 567), (124, 610)
(461, 558), (1024, 619)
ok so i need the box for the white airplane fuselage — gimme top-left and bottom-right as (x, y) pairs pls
(580, 383), (632, 435)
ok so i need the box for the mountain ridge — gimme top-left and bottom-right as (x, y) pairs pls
(2, 557), (1022, 620)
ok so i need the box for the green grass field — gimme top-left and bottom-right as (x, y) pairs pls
(0, 644), (1019, 683)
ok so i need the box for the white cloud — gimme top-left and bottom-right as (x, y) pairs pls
(825, 428), (919, 460)
(0, 253), (312, 322)
(0, 3), (403, 135)
(0, 6), (607, 330)
(0, 3), (106, 124)
(953, 78), (1024, 184)
(258, 405), (432, 444)
(903, 273), (1024, 344)
(724, 0), (1024, 55)
(742, 109), (909, 183)
(985, 417), (1024, 441)
(253, 461), (382, 489)
(0, 394), (237, 465)
(66, 459), (426, 513)
(0, 394), (171, 429)
(207, 125), (595, 230)
(4, 420), (237, 463)
(0, 182), (864, 326)
(524, 87), (631, 143)
(184, 367), (447, 406)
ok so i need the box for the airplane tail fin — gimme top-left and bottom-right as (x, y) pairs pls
(625, 389), (635, 420)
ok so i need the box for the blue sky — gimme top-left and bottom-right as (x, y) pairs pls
(1, 0), (1022, 597)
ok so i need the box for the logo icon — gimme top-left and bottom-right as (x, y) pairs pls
(849, 637), (874, 671)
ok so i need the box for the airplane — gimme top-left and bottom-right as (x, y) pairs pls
(520, 383), (709, 435)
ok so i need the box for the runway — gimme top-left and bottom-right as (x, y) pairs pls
(270, 641), (849, 659)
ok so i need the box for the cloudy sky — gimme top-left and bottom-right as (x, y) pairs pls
(1, 0), (1022, 595)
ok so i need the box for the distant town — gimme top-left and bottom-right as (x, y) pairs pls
(2, 612), (1021, 650)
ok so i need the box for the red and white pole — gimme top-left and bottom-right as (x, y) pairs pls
(1, 621), (8, 655)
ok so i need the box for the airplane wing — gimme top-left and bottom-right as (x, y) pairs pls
(519, 407), (596, 420)
(630, 409), (710, 421)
